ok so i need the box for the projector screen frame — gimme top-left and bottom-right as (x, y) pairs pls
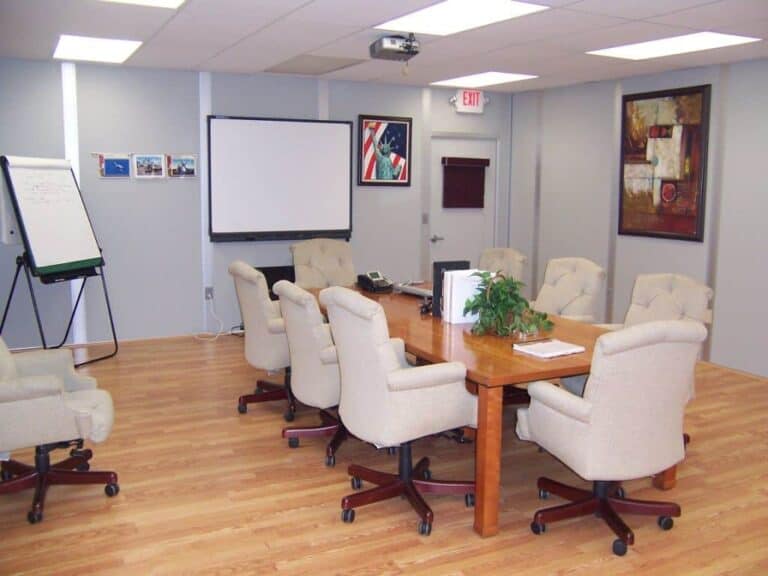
(207, 115), (353, 242)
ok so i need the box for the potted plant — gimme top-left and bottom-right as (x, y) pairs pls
(463, 271), (553, 337)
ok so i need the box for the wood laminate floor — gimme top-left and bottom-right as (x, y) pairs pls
(0, 335), (766, 575)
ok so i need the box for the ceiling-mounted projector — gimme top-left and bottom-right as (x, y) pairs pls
(370, 34), (420, 61)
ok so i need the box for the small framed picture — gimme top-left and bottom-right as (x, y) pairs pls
(98, 154), (130, 178)
(358, 114), (412, 186)
(167, 154), (197, 178)
(132, 154), (166, 178)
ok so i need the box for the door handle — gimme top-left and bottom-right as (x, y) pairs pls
(430, 234), (445, 243)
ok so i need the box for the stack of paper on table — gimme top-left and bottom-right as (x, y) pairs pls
(513, 339), (585, 358)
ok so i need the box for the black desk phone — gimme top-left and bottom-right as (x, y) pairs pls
(357, 271), (393, 293)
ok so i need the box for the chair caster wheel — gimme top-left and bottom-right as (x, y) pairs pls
(421, 469), (432, 481)
(1, 469), (13, 481)
(530, 521), (546, 535)
(538, 488), (549, 500)
(27, 509), (43, 524)
(418, 521), (432, 536)
(105, 483), (120, 497)
(76, 462), (90, 472)
(351, 476), (362, 490)
(386, 447), (396, 456)
(341, 508), (355, 523)
(325, 454), (336, 467)
(658, 516), (674, 530)
(612, 539), (628, 556)
(288, 437), (299, 449)
(237, 403), (247, 414)
(614, 486), (625, 499)
(283, 410), (295, 422)
(465, 493), (475, 507)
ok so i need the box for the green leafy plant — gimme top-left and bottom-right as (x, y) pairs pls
(463, 271), (553, 337)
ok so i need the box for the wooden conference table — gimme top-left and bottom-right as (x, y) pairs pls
(361, 290), (607, 537)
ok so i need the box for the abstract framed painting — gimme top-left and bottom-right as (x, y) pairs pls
(358, 114), (411, 186)
(619, 85), (711, 241)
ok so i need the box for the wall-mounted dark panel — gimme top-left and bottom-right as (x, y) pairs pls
(441, 156), (490, 208)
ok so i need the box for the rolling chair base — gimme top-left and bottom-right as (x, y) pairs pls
(0, 441), (119, 524)
(531, 477), (680, 556)
(282, 409), (348, 466)
(237, 369), (296, 421)
(340, 442), (474, 535)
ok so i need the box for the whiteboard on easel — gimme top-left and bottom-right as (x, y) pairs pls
(0, 155), (103, 278)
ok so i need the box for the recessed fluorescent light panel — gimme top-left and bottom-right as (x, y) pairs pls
(431, 72), (537, 88)
(99, 0), (186, 7)
(588, 32), (761, 60)
(375, 0), (549, 36)
(53, 35), (142, 64)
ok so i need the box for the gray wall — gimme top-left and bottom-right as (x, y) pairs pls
(0, 59), (70, 349)
(509, 63), (766, 376)
(77, 64), (202, 341)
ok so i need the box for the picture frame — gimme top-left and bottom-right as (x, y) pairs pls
(619, 85), (710, 241)
(98, 154), (130, 178)
(358, 114), (411, 186)
(132, 154), (166, 179)
(167, 154), (197, 178)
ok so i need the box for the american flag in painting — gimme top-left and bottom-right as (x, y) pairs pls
(361, 119), (409, 182)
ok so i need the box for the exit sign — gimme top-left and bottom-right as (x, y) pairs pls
(454, 89), (485, 114)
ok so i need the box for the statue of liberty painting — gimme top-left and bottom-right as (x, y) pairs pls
(369, 128), (402, 180)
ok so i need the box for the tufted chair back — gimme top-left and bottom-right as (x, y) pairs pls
(479, 248), (527, 281)
(623, 273), (713, 326)
(228, 261), (290, 372)
(533, 257), (606, 322)
(291, 238), (356, 289)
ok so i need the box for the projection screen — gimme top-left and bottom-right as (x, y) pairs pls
(208, 115), (352, 241)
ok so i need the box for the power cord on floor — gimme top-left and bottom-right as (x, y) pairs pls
(194, 298), (225, 342)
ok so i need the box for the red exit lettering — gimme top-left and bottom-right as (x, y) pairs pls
(462, 90), (480, 107)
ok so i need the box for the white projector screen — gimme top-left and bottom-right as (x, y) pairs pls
(208, 116), (352, 241)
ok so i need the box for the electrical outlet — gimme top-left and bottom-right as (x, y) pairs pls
(204, 286), (214, 300)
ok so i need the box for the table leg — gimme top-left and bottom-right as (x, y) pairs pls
(652, 465), (678, 490)
(474, 385), (503, 537)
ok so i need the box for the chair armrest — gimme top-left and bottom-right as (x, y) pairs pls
(595, 323), (623, 331)
(387, 362), (466, 392)
(0, 374), (63, 402)
(13, 348), (97, 391)
(527, 381), (592, 423)
(267, 317), (286, 334)
(319, 345), (338, 365)
(389, 338), (407, 368)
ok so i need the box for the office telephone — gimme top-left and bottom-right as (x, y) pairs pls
(357, 271), (393, 293)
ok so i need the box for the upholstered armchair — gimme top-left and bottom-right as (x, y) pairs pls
(273, 280), (346, 466)
(602, 273), (713, 330)
(320, 286), (476, 535)
(290, 238), (356, 289)
(0, 337), (118, 524)
(532, 257), (606, 322)
(479, 247), (527, 281)
(516, 320), (706, 556)
(228, 261), (295, 420)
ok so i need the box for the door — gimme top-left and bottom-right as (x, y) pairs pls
(429, 137), (497, 270)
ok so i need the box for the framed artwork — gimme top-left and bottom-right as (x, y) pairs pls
(167, 154), (197, 178)
(132, 154), (166, 178)
(98, 154), (130, 178)
(358, 114), (411, 186)
(619, 85), (710, 241)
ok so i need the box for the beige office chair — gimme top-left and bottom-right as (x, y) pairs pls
(290, 238), (356, 289)
(516, 320), (706, 556)
(479, 247), (527, 280)
(532, 257), (606, 323)
(273, 280), (346, 466)
(603, 273), (714, 330)
(0, 337), (118, 524)
(320, 286), (476, 535)
(563, 273), (713, 397)
(229, 261), (295, 421)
